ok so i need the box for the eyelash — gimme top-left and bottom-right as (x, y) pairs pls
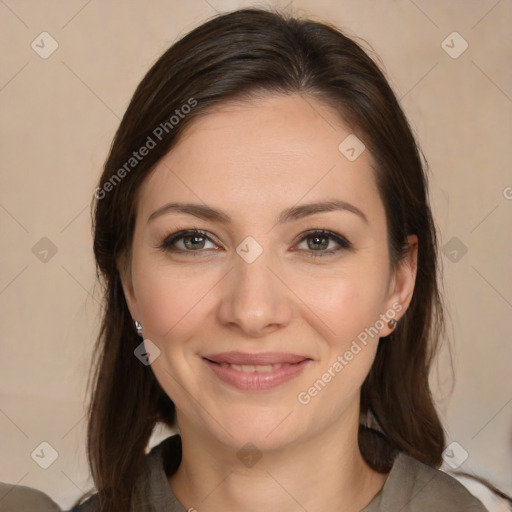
(157, 228), (352, 258)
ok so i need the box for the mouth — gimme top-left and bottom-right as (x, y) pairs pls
(202, 352), (312, 391)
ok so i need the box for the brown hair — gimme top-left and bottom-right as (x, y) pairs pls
(85, 7), (446, 511)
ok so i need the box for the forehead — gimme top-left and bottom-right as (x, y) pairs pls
(138, 94), (384, 226)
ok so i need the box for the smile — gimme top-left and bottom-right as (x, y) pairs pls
(202, 352), (312, 391)
(220, 363), (289, 373)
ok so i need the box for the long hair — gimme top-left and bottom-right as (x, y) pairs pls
(86, 7), (446, 510)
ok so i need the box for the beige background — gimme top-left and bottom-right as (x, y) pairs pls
(0, 0), (511, 508)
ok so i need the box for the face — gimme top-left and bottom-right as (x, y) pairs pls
(120, 94), (417, 452)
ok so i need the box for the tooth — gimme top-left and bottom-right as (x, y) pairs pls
(227, 363), (284, 372)
(255, 365), (273, 372)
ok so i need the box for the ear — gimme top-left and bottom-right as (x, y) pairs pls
(380, 234), (418, 336)
(117, 252), (140, 322)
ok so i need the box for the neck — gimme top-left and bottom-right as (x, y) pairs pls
(168, 417), (388, 512)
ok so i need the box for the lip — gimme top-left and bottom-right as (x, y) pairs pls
(202, 352), (312, 391)
(203, 351), (309, 365)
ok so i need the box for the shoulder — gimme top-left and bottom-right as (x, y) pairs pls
(375, 452), (488, 511)
(69, 435), (181, 512)
(66, 493), (99, 512)
(0, 482), (61, 512)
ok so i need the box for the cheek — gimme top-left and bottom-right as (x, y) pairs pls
(291, 264), (388, 347)
(131, 257), (213, 341)
(131, 262), (212, 404)
(295, 277), (383, 414)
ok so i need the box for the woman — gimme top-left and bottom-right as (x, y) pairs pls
(75, 7), (488, 512)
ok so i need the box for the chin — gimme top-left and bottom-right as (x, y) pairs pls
(203, 405), (304, 454)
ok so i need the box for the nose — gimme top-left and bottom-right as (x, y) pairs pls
(216, 251), (293, 337)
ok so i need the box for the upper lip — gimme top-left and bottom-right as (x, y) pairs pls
(203, 352), (310, 365)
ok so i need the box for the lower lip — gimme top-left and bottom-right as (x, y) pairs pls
(203, 358), (311, 391)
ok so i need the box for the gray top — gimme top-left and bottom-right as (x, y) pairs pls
(72, 435), (488, 512)
(0, 435), (488, 511)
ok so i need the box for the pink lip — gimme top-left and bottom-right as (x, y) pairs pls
(202, 352), (312, 391)
(203, 351), (308, 365)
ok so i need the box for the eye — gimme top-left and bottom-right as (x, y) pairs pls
(157, 228), (352, 258)
(159, 229), (219, 254)
(293, 230), (352, 257)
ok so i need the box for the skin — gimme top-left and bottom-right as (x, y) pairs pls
(119, 93), (418, 512)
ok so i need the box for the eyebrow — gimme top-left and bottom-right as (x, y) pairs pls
(147, 199), (368, 225)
